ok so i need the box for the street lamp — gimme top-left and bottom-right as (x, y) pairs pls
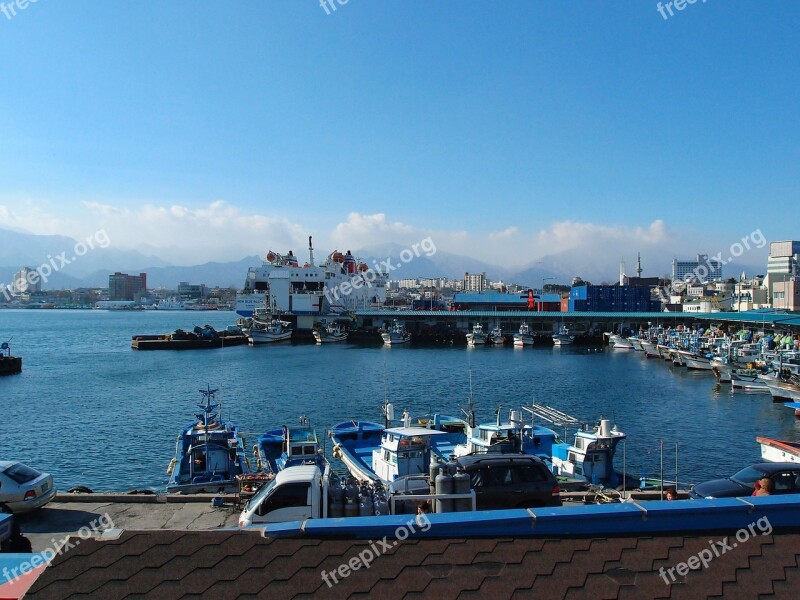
(541, 277), (555, 312)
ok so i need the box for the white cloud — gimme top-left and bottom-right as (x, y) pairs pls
(331, 212), (469, 254)
(488, 226), (519, 240)
(535, 219), (670, 250)
(77, 200), (308, 263)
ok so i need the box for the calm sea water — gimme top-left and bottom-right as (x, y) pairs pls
(2, 309), (798, 492)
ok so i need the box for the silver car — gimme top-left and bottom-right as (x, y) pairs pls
(0, 461), (56, 513)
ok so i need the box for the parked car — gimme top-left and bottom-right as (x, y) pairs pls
(455, 454), (561, 509)
(0, 461), (56, 513)
(689, 462), (800, 499)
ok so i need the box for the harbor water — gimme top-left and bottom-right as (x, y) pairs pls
(2, 310), (798, 492)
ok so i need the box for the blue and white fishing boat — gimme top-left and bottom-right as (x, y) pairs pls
(167, 386), (250, 494)
(550, 417), (627, 488)
(254, 416), (327, 473)
(453, 405), (561, 459)
(331, 403), (468, 483)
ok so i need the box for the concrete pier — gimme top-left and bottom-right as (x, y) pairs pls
(15, 494), (240, 553)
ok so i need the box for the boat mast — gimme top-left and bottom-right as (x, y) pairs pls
(308, 236), (315, 267)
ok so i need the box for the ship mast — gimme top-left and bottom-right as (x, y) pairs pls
(308, 236), (315, 266)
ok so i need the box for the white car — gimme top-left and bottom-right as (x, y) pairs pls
(0, 461), (56, 513)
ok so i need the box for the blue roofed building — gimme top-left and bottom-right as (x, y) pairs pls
(452, 291), (562, 311)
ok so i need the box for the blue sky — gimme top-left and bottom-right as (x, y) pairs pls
(0, 0), (797, 271)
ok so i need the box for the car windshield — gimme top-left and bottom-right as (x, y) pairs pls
(3, 463), (41, 484)
(246, 478), (277, 509)
(730, 466), (766, 486)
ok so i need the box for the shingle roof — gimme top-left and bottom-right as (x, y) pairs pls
(25, 530), (800, 599)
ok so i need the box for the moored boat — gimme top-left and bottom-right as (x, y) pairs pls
(513, 322), (534, 347)
(757, 436), (800, 464)
(488, 326), (505, 345)
(167, 386), (250, 494)
(466, 323), (488, 346)
(552, 325), (574, 346)
(381, 320), (411, 345)
(249, 318), (292, 344)
(254, 416), (327, 473)
(607, 334), (634, 350)
(313, 321), (348, 343)
(765, 378), (800, 403)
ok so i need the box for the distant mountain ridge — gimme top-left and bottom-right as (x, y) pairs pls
(0, 227), (765, 290)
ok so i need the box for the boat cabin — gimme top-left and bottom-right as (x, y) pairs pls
(371, 426), (448, 483)
(551, 419), (626, 487)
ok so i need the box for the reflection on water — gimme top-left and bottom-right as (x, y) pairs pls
(1, 310), (797, 491)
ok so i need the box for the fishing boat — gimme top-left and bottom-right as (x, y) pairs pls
(453, 405), (561, 459)
(552, 325), (574, 346)
(513, 322), (534, 347)
(488, 326), (505, 345)
(757, 436), (800, 464)
(313, 321), (348, 343)
(331, 403), (468, 483)
(167, 386), (250, 494)
(627, 336), (645, 351)
(765, 378), (800, 403)
(248, 318), (292, 344)
(254, 416), (327, 473)
(381, 320), (411, 345)
(607, 334), (634, 350)
(640, 339), (660, 358)
(550, 417), (627, 488)
(466, 323), (488, 346)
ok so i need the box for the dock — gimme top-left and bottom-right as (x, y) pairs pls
(131, 332), (248, 350)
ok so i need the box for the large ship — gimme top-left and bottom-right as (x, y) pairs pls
(235, 237), (387, 327)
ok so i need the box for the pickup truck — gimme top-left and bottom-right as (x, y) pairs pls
(239, 453), (561, 526)
(239, 463), (476, 526)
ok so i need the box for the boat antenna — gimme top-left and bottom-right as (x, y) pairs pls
(461, 369), (476, 428)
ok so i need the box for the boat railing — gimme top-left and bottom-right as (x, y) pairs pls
(524, 404), (580, 428)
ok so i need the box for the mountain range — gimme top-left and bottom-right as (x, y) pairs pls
(0, 228), (765, 291)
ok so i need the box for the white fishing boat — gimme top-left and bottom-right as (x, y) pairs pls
(607, 334), (634, 350)
(552, 325), (574, 346)
(512, 322), (534, 347)
(757, 436), (800, 464)
(381, 320), (411, 345)
(248, 318), (293, 344)
(313, 322), (348, 344)
(765, 378), (800, 402)
(640, 340), (660, 358)
(488, 326), (505, 345)
(627, 336), (645, 351)
(466, 323), (488, 346)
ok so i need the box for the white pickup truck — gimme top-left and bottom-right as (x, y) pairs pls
(239, 464), (475, 526)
